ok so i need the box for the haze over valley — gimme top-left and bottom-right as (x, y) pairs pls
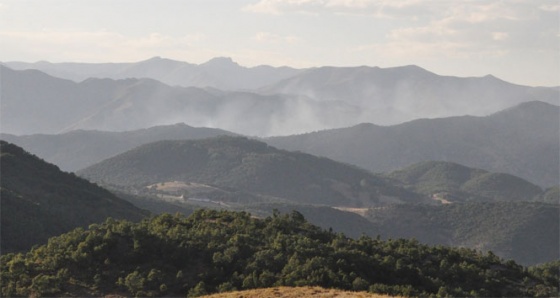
(2, 60), (558, 137)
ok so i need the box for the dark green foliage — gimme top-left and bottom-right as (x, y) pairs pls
(528, 260), (560, 296)
(1, 210), (555, 297)
(78, 136), (421, 207)
(0, 141), (147, 253)
(386, 161), (544, 203)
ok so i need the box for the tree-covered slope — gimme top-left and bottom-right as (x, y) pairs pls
(110, 190), (557, 266)
(364, 202), (559, 266)
(78, 136), (421, 207)
(385, 161), (544, 203)
(1, 210), (556, 297)
(0, 141), (147, 252)
(1, 123), (237, 172)
(267, 101), (559, 187)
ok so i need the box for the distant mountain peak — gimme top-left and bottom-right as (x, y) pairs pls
(399, 64), (427, 71)
(138, 56), (184, 65)
(351, 123), (378, 129)
(202, 57), (239, 68)
(492, 100), (558, 116)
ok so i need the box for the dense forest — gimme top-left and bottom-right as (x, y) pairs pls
(1, 210), (557, 297)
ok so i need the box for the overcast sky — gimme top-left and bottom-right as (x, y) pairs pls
(0, 0), (558, 86)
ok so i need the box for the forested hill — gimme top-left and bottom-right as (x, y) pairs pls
(385, 161), (545, 203)
(0, 141), (147, 252)
(1, 210), (557, 297)
(78, 136), (422, 207)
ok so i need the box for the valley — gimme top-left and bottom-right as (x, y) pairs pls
(1, 57), (558, 297)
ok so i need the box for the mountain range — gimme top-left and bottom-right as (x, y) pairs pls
(0, 65), (359, 136)
(267, 101), (559, 187)
(2, 58), (558, 136)
(4, 56), (302, 90)
(259, 65), (559, 125)
(0, 57), (560, 270)
(3, 100), (557, 188)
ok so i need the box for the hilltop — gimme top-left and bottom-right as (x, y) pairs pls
(385, 161), (545, 203)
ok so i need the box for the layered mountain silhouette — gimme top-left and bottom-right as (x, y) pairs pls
(2, 58), (558, 136)
(267, 101), (559, 187)
(260, 65), (559, 125)
(77, 136), (422, 207)
(0, 141), (147, 252)
(4, 56), (302, 90)
(0, 65), (358, 136)
(1, 123), (237, 172)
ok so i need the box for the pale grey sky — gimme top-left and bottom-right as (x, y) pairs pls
(0, 0), (558, 86)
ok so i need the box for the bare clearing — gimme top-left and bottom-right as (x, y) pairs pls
(201, 286), (398, 298)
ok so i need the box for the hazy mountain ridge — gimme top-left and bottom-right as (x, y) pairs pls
(267, 101), (560, 187)
(3, 58), (558, 136)
(1, 123), (237, 172)
(0, 141), (147, 252)
(3, 56), (302, 90)
(3, 97), (557, 188)
(1, 65), (361, 136)
(258, 65), (559, 125)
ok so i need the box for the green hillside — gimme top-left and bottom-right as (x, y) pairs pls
(365, 202), (559, 265)
(1, 210), (555, 297)
(385, 161), (544, 203)
(78, 136), (421, 207)
(0, 141), (147, 252)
